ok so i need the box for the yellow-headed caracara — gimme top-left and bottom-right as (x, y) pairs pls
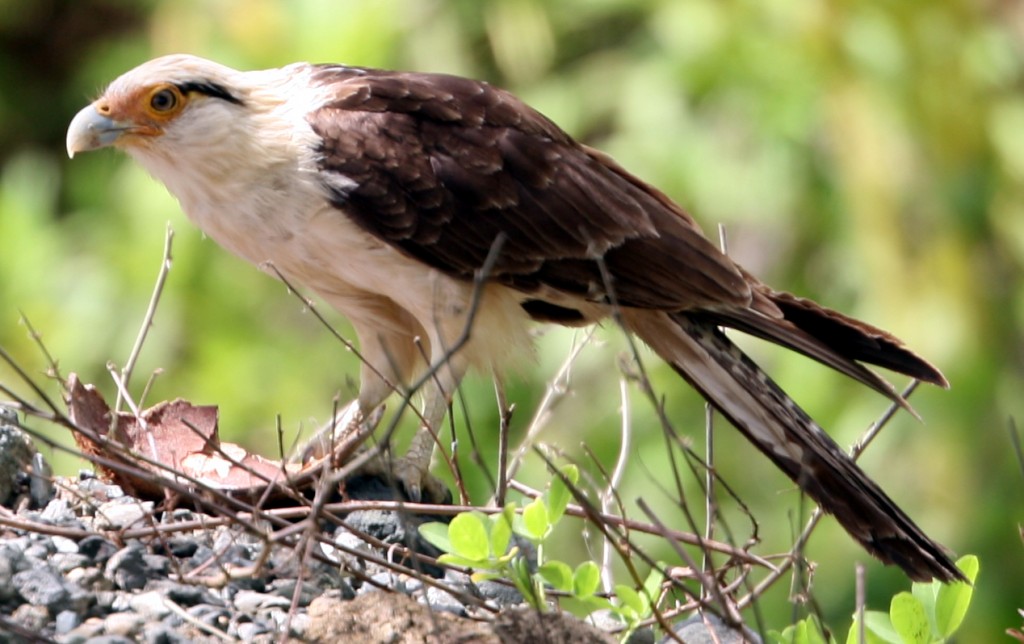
(67, 55), (961, 581)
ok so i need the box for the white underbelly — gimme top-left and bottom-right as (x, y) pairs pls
(194, 199), (536, 373)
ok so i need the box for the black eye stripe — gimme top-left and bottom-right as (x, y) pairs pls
(174, 81), (243, 105)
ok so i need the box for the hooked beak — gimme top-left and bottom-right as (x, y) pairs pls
(66, 104), (133, 158)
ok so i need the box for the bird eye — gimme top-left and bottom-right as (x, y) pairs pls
(149, 88), (179, 112)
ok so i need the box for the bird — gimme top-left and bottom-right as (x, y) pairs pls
(67, 54), (961, 581)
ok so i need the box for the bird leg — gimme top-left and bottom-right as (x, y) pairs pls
(355, 355), (460, 504)
(296, 335), (461, 504)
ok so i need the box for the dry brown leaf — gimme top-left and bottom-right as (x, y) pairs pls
(64, 373), (298, 499)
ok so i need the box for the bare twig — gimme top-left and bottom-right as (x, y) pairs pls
(703, 402), (716, 588)
(493, 373), (513, 507)
(599, 377), (633, 592)
(505, 327), (595, 479)
(115, 223), (174, 414)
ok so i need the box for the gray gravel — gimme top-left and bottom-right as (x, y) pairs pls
(0, 414), (544, 643)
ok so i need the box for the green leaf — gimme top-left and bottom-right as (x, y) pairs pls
(642, 566), (664, 604)
(579, 595), (615, 614)
(851, 610), (902, 644)
(538, 560), (574, 591)
(438, 553), (493, 569)
(573, 560), (601, 598)
(546, 464), (578, 524)
(801, 618), (832, 644)
(934, 554), (979, 637)
(447, 512), (491, 561)
(615, 584), (646, 616)
(889, 592), (930, 644)
(911, 578), (939, 640)
(770, 622), (799, 644)
(496, 545), (520, 565)
(522, 498), (550, 540)
(791, 621), (811, 644)
(417, 521), (453, 554)
(768, 628), (790, 644)
(773, 616), (832, 644)
(511, 556), (533, 584)
(489, 505), (514, 556)
(512, 557), (545, 609)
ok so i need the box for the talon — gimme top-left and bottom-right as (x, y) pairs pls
(405, 481), (422, 503)
(295, 401), (385, 465)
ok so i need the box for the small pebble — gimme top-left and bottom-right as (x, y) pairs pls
(30, 452), (55, 507)
(233, 589), (292, 613)
(51, 552), (91, 573)
(141, 624), (189, 644)
(0, 420), (34, 507)
(669, 614), (761, 644)
(102, 611), (146, 637)
(128, 590), (172, 619)
(423, 584), (470, 617)
(13, 567), (70, 611)
(64, 617), (106, 642)
(40, 498), (74, 523)
(52, 535), (79, 554)
(55, 609), (82, 634)
(94, 499), (153, 529)
(11, 602), (49, 631)
(78, 534), (119, 564)
(104, 543), (150, 591)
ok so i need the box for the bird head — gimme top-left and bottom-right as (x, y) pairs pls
(65, 55), (332, 260)
(66, 55), (249, 161)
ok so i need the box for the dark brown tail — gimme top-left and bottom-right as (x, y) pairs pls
(623, 309), (963, 582)
(692, 285), (948, 412)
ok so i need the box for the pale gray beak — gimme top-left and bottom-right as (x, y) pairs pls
(66, 104), (130, 158)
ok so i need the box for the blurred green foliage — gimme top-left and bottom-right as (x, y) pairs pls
(1, 0), (1020, 637)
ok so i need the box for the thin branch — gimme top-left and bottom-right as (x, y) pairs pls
(493, 372), (513, 508)
(505, 327), (595, 479)
(115, 223), (174, 413)
(600, 377), (633, 593)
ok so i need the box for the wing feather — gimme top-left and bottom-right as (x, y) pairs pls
(307, 66), (748, 311)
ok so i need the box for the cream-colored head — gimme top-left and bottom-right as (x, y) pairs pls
(66, 55), (252, 160)
(66, 55), (331, 264)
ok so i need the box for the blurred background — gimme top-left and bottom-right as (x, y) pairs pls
(1, 0), (1021, 637)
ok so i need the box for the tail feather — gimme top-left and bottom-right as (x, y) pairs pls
(623, 309), (962, 582)
(698, 283), (947, 391)
(692, 306), (912, 409)
(767, 289), (948, 387)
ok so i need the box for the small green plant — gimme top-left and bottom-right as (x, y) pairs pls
(769, 554), (978, 644)
(770, 615), (834, 644)
(418, 464), (662, 639)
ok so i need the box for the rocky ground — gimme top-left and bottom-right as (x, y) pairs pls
(0, 410), (628, 643)
(0, 408), (754, 643)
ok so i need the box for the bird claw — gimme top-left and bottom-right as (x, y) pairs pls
(354, 452), (452, 505)
(296, 404), (450, 504)
(296, 401), (383, 465)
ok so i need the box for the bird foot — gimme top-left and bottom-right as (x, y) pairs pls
(351, 451), (451, 505)
(297, 406), (450, 505)
(296, 400), (382, 465)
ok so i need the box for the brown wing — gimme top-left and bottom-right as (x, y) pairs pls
(306, 65), (750, 311)
(305, 66), (946, 390)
